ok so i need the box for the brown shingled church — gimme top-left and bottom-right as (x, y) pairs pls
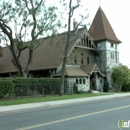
(0, 7), (121, 93)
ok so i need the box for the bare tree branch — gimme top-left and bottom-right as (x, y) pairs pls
(0, 19), (13, 44)
(35, 0), (44, 12)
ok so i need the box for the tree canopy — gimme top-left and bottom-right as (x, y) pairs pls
(0, 0), (62, 77)
(112, 65), (130, 92)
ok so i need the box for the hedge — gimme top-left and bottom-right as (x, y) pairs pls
(0, 80), (15, 98)
(0, 78), (68, 97)
(12, 78), (67, 85)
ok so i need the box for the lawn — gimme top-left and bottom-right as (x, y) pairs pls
(0, 93), (111, 106)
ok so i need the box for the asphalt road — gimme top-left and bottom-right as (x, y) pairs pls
(0, 97), (130, 130)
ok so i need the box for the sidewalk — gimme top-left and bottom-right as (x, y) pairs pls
(0, 93), (130, 113)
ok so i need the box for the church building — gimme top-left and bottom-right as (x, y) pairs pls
(0, 7), (121, 93)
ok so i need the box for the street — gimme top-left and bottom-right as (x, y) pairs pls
(0, 97), (130, 130)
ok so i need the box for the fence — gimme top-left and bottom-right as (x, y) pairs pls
(10, 82), (69, 99)
(1, 77), (96, 99)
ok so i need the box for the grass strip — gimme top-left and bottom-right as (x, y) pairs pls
(0, 93), (111, 106)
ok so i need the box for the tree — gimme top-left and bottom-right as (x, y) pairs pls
(59, 0), (88, 95)
(0, 0), (61, 77)
(112, 65), (130, 92)
(0, 46), (2, 57)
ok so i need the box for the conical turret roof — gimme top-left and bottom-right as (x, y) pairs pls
(89, 7), (121, 43)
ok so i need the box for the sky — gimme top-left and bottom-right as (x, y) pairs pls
(54, 0), (130, 67)
(1, 0), (130, 66)
(80, 0), (130, 67)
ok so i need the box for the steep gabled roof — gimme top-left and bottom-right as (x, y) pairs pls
(81, 64), (106, 77)
(54, 65), (89, 77)
(0, 29), (85, 74)
(89, 7), (121, 43)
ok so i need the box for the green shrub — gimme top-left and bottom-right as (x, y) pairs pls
(12, 77), (67, 85)
(86, 90), (92, 93)
(103, 80), (109, 92)
(121, 84), (130, 92)
(12, 77), (40, 85)
(77, 90), (85, 94)
(73, 83), (78, 94)
(0, 78), (68, 96)
(0, 80), (15, 98)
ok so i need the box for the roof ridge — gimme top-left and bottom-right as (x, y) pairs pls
(89, 7), (121, 43)
(99, 8), (107, 40)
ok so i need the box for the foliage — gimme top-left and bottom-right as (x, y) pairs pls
(0, 78), (68, 97)
(121, 83), (130, 92)
(103, 80), (109, 92)
(12, 77), (40, 85)
(112, 65), (130, 92)
(0, 80), (15, 98)
(11, 77), (67, 85)
(77, 90), (85, 94)
(73, 83), (78, 94)
(0, 0), (62, 77)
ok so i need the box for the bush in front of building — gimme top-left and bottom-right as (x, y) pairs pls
(12, 77), (64, 85)
(0, 80), (15, 98)
(12, 78), (65, 95)
(121, 84), (130, 92)
(103, 80), (109, 92)
(0, 77), (68, 97)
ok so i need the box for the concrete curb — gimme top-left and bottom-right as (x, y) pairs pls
(0, 93), (130, 114)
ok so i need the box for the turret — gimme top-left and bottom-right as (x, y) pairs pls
(89, 7), (121, 87)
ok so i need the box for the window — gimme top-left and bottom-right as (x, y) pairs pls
(113, 53), (114, 59)
(110, 43), (115, 48)
(87, 57), (89, 64)
(80, 79), (82, 84)
(83, 79), (86, 84)
(76, 79), (78, 84)
(74, 55), (77, 64)
(111, 53), (112, 59)
(111, 52), (114, 59)
(81, 53), (83, 64)
(89, 40), (91, 47)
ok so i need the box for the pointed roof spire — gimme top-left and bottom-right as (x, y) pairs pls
(89, 7), (121, 43)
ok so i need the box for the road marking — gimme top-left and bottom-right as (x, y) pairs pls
(15, 104), (130, 130)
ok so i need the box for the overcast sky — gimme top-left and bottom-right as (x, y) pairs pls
(3, 0), (129, 66)
(54, 0), (130, 66)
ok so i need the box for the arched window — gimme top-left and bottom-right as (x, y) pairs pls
(76, 79), (78, 84)
(83, 79), (86, 84)
(80, 79), (82, 84)
(86, 37), (88, 47)
(74, 55), (77, 64)
(81, 53), (83, 64)
(89, 40), (91, 47)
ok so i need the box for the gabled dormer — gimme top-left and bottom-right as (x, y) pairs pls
(75, 29), (97, 50)
(67, 29), (98, 65)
